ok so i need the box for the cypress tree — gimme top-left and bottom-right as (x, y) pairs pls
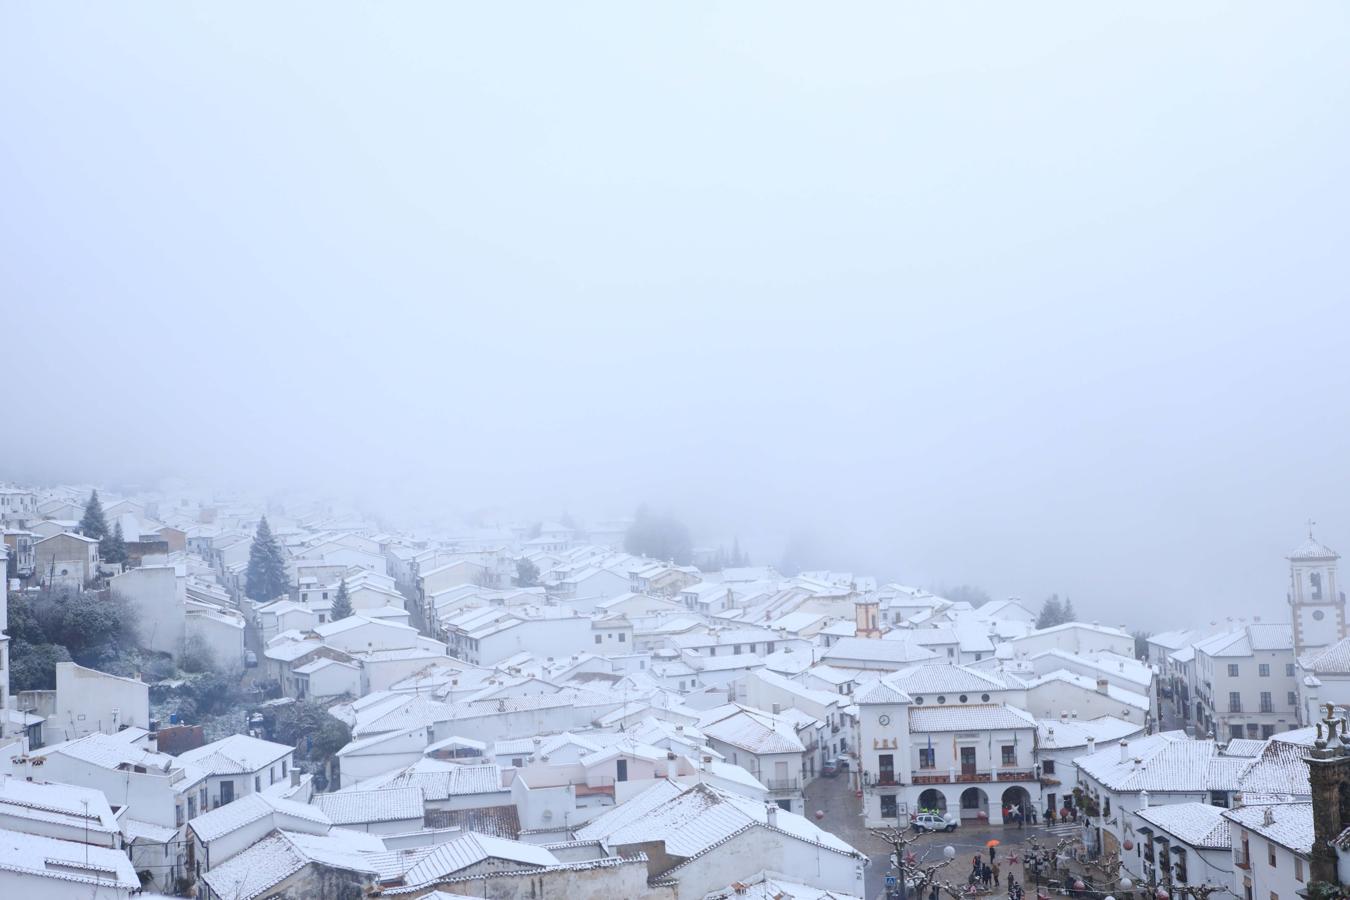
(1062, 597), (1077, 623)
(79, 490), (109, 539)
(1036, 594), (1064, 629)
(330, 578), (353, 621)
(101, 522), (128, 565)
(245, 516), (290, 602)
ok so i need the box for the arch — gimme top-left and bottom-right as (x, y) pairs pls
(1001, 786), (1032, 819)
(959, 786), (990, 822)
(918, 788), (948, 815)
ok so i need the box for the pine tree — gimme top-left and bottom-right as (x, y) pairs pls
(1036, 594), (1064, 629)
(330, 578), (353, 620)
(1062, 597), (1077, 623)
(515, 558), (540, 588)
(245, 516), (290, 602)
(79, 490), (109, 540)
(101, 522), (128, 565)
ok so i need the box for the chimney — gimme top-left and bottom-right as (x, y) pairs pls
(1263, 807), (1275, 827)
(1096, 678), (1110, 695)
(1139, 789), (1149, 809)
(290, 768), (301, 787)
(1087, 737), (1096, 755)
(766, 804), (778, 828)
(1119, 740), (1130, 763)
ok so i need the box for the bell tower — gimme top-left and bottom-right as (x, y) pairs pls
(1290, 524), (1345, 656)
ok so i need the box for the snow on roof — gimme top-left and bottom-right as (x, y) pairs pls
(821, 636), (938, 665)
(178, 734), (292, 775)
(701, 871), (863, 900)
(1236, 728), (1317, 798)
(887, 664), (1008, 695)
(576, 781), (862, 862)
(700, 708), (805, 754)
(1136, 802), (1233, 849)
(189, 793), (331, 843)
(1300, 636), (1350, 674)
(403, 832), (558, 884)
(1076, 732), (1236, 793)
(908, 704), (1037, 733)
(1035, 716), (1143, 750)
(1289, 536), (1339, 561)
(1222, 802), (1314, 854)
(354, 762), (504, 800)
(1021, 669), (1150, 710)
(0, 779), (120, 836)
(315, 787), (424, 825)
(201, 830), (383, 900)
(0, 826), (139, 889)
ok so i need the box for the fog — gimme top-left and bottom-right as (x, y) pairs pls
(3, 3), (1349, 627)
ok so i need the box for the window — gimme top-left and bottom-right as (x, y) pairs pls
(618, 633), (626, 642)
(937, 695), (947, 704)
(1311, 571), (1323, 600)
(1287, 664), (1296, 677)
(1260, 692), (1273, 713)
(1269, 843), (1277, 867)
(254, 775), (261, 792)
(1230, 724), (1245, 740)
(878, 754), (895, 784)
(1042, 760), (1056, 775)
(1229, 692), (1243, 713)
(1210, 790), (1229, 808)
(948, 648), (955, 658)
(919, 748), (936, 769)
(1295, 858), (1304, 883)
(176, 804), (184, 826)
(188, 795), (197, 819)
(1229, 664), (1240, 677)
(981, 693), (990, 702)
(594, 634), (602, 644)
(881, 794), (898, 818)
(1259, 664), (1270, 677)
(734, 644), (742, 655)
(281, 760), (287, 777)
(1262, 725), (1276, 739)
(959, 694), (969, 703)
(1289, 691), (1298, 707)
(1002, 745), (1016, 765)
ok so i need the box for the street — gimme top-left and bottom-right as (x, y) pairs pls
(805, 776), (1089, 900)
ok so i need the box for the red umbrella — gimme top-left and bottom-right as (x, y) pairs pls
(987, 840), (1001, 848)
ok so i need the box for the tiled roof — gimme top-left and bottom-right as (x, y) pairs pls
(576, 781), (863, 864)
(1136, 802), (1232, 849)
(821, 637), (938, 665)
(1236, 729), (1316, 798)
(0, 779), (120, 836)
(1036, 716), (1142, 750)
(0, 827), (139, 889)
(1301, 636), (1350, 674)
(315, 787), (424, 825)
(201, 830), (382, 900)
(403, 832), (558, 884)
(1289, 537), (1339, 561)
(1223, 803), (1314, 854)
(189, 793), (330, 842)
(908, 704), (1037, 733)
(702, 709), (805, 755)
(423, 805), (521, 839)
(1076, 732), (1237, 793)
(887, 664), (1007, 695)
(178, 734), (291, 775)
(355, 762), (504, 799)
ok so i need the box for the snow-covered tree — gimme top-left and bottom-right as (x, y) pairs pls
(245, 516), (290, 602)
(330, 578), (353, 621)
(101, 522), (128, 565)
(79, 490), (109, 539)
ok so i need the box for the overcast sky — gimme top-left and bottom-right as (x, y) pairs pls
(4, 3), (1349, 628)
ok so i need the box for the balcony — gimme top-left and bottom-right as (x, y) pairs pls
(762, 777), (802, 792)
(908, 769), (1036, 785)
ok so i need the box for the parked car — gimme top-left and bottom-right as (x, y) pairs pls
(912, 812), (958, 833)
(244, 650), (258, 668)
(822, 759), (842, 777)
(831, 755), (850, 773)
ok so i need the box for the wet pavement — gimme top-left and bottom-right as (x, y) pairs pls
(805, 776), (1089, 900)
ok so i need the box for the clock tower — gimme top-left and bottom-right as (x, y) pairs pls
(1290, 526), (1344, 656)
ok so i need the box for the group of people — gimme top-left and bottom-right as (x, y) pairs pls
(1044, 805), (1080, 825)
(968, 846), (1002, 890)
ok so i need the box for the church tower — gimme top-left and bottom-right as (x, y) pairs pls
(1290, 526), (1345, 656)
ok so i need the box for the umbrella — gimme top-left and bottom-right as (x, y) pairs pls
(987, 840), (1001, 848)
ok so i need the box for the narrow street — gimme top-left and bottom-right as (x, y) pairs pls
(805, 777), (1090, 900)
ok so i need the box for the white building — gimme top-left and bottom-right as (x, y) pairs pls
(1193, 623), (1299, 740)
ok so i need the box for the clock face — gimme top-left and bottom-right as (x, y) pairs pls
(878, 714), (891, 726)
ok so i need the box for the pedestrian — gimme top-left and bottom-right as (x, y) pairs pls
(989, 844), (997, 864)
(974, 854), (982, 870)
(993, 861), (1001, 887)
(1017, 807), (1025, 829)
(983, 862), (992, 889)
(1044, 807), (1054, 825)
